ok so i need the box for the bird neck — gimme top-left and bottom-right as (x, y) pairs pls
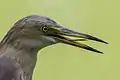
(0, 38), (42, 75)
(0, 37), (44, 53)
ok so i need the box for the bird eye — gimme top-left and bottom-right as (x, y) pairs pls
(41, 26), (48, 32)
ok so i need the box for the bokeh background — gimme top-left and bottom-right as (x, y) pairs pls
(0, 0), (119, 80)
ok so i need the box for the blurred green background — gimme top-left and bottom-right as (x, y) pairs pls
(0, 0), (119, 80)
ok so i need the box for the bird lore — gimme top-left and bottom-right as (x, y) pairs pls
(0, 15), (107, 80)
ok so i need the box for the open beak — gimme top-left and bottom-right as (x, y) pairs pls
(49, 26), (108, 54)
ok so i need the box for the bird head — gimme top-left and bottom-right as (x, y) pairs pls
(2, 15), (107, 53)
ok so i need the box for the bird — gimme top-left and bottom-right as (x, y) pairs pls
(0, 15), (108, 80)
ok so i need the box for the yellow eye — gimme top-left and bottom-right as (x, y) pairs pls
(41, 26), (48, 32)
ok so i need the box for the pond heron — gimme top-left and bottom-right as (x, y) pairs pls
(0, 15), (107, 80)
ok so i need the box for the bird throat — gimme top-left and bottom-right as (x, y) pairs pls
(0, 38), (42, 76)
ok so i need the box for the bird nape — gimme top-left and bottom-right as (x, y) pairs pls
(0, 15), (108, 80)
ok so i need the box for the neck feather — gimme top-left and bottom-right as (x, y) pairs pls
(0, 38), (41, 75)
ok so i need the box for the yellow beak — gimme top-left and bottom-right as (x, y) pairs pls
(49, 26), (108, 54)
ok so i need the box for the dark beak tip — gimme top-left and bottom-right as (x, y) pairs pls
(104, 41), (108, 44)
(100, 40), (108, 44)
(99, 51), (104, 54)
(96, 39), (108, 44)
(92, 50), (104, 54)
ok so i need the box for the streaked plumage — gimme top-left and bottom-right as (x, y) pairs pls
(0, 15), (107, 80)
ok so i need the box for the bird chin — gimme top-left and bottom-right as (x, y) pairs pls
(41, 36), (57, 44)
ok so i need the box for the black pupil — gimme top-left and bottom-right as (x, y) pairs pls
(43, 27), (47, 31)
